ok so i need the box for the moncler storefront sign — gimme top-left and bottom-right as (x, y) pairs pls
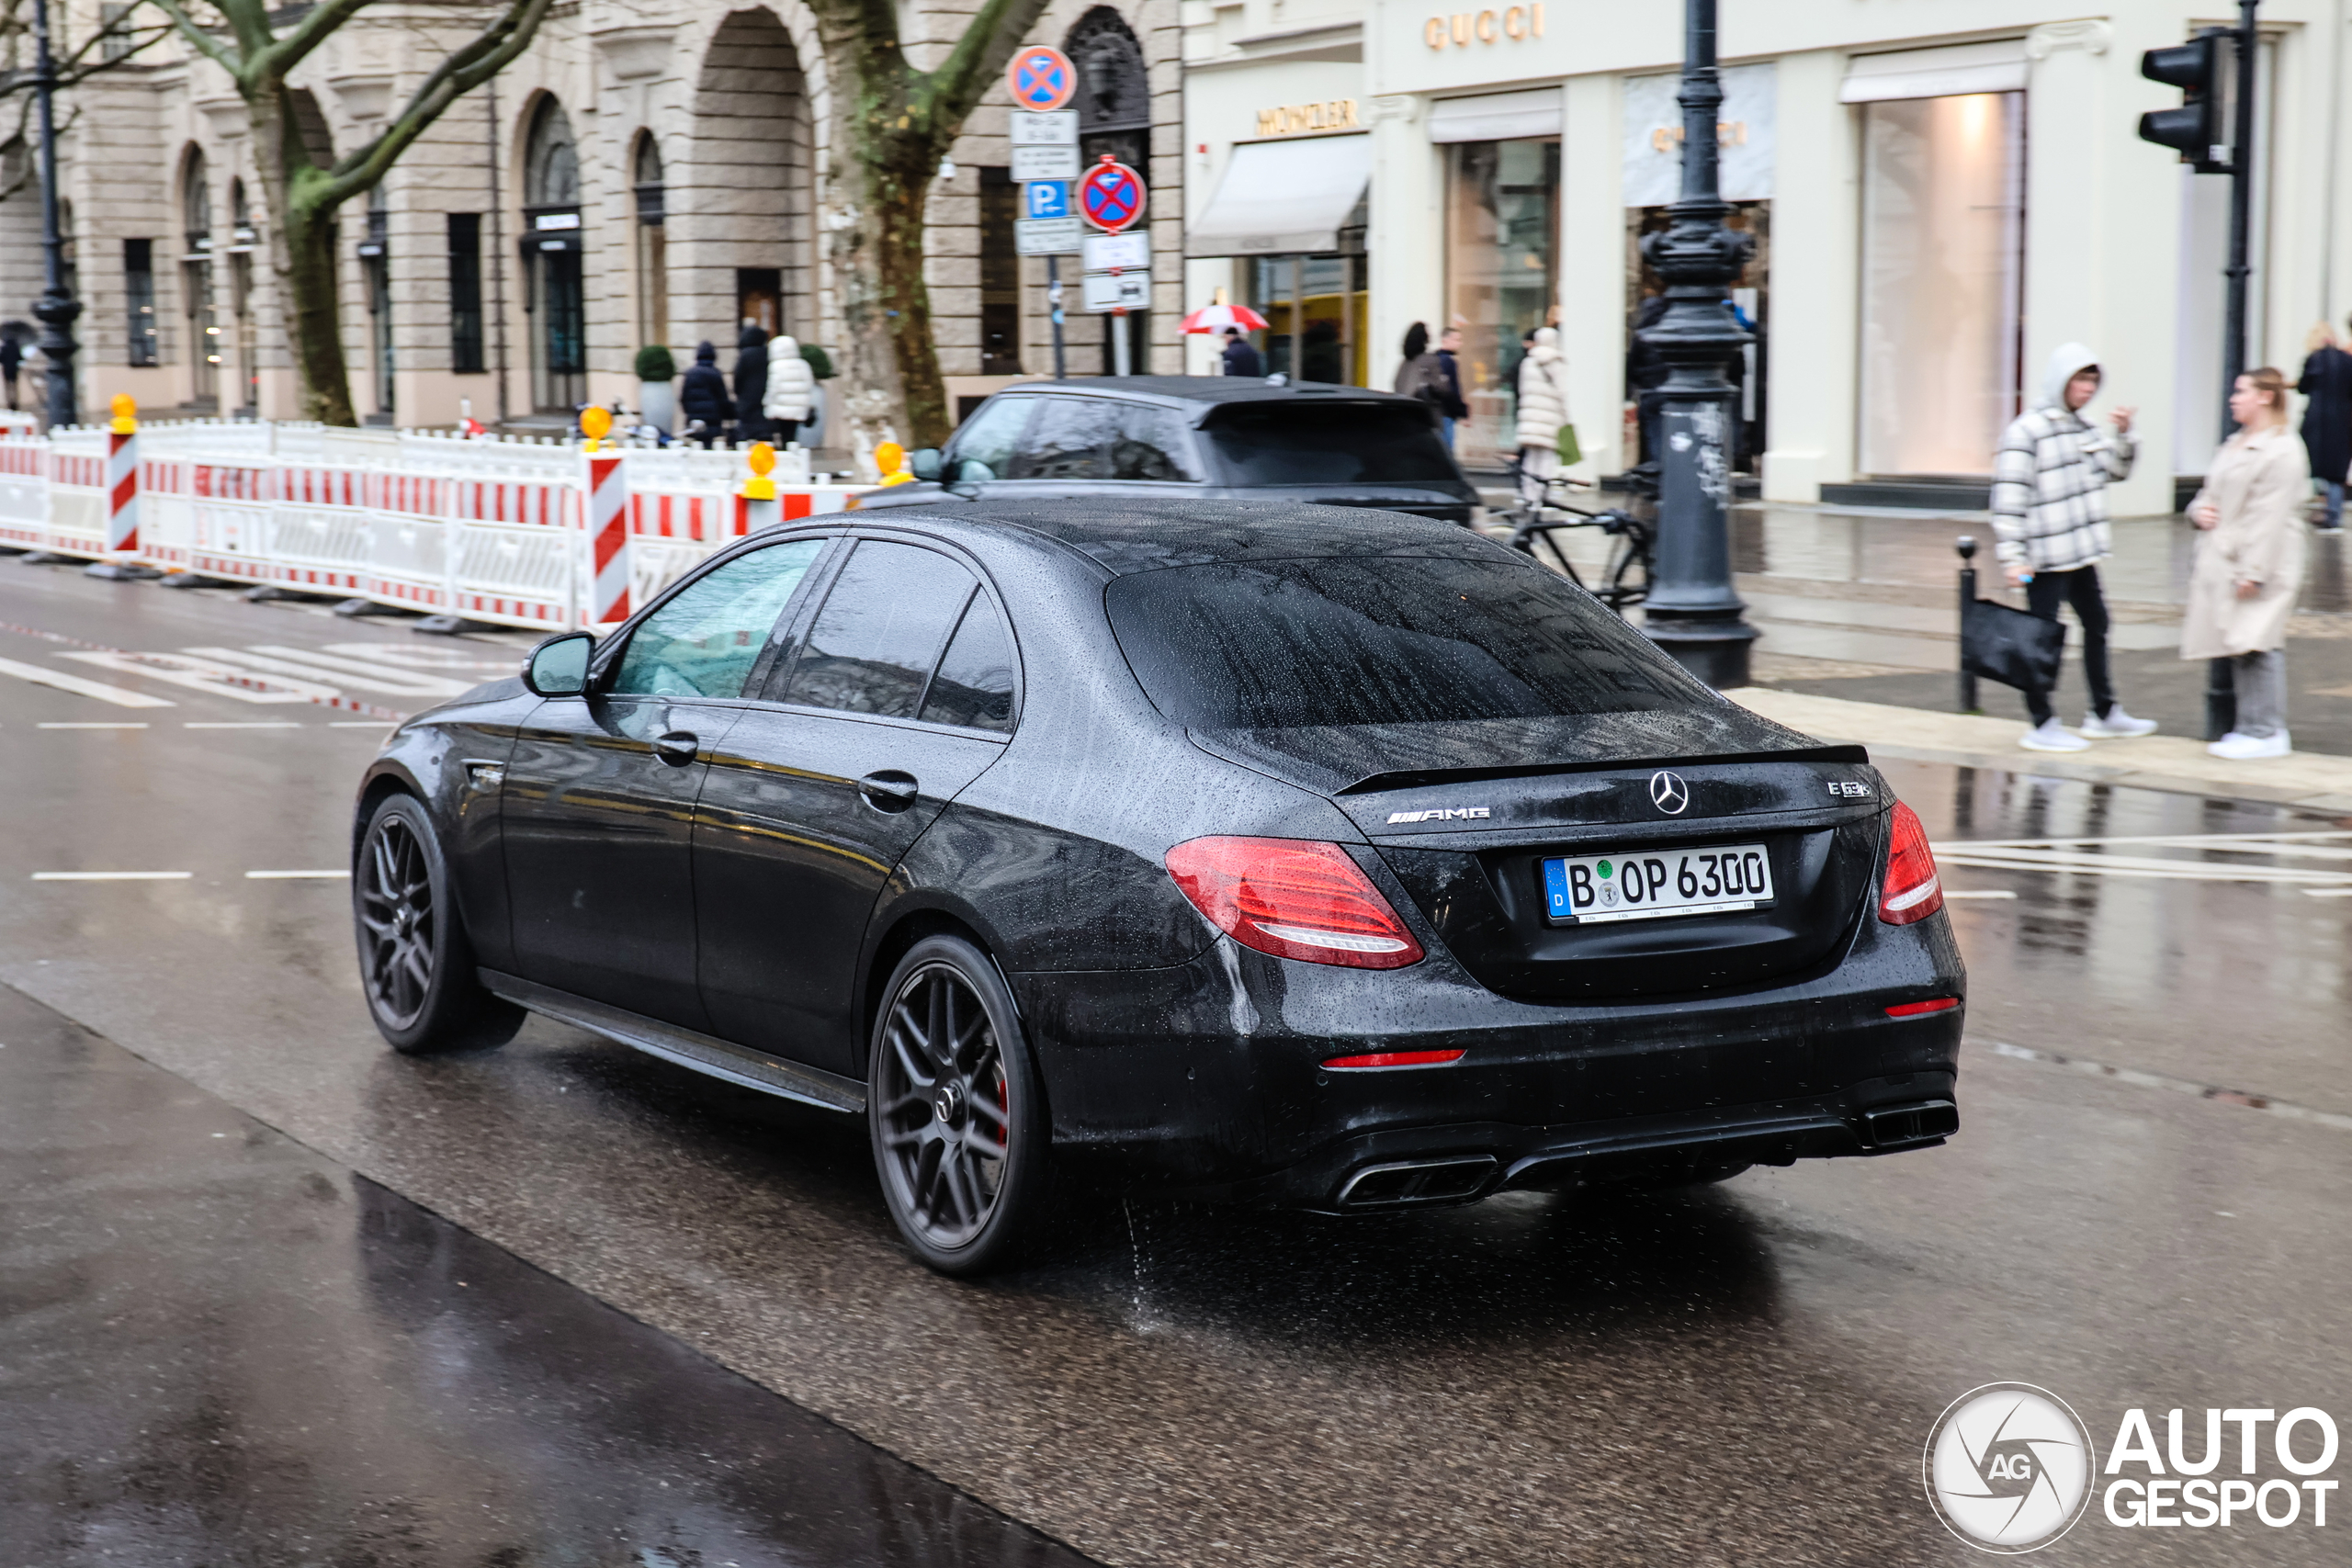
(1424, 5), (1544, 49)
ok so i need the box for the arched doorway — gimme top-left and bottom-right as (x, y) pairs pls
(684, 12), (814, 355)
(181, 149), (219, 409)
(227, 177), (258, 415)
(631, 131), (668, 350)
(523, 96), (586, 412)
(1065, 7), (1149, 373)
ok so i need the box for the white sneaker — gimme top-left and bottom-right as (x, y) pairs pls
(2019, 719), (2091, 752)
(2080, 707), (2158, 738)
(2210, 729), (2290, 760)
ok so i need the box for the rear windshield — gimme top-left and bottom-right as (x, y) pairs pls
(1202, 403), (1458, 486)
(1105, 557), (1709, 729)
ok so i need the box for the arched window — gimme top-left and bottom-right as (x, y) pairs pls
(526, 98), (581, 209)
(182, 149), (210, 246)
(631, 132), (667, 349)
(1066, 7), (1149, 170)
(523, 97), (585, 409)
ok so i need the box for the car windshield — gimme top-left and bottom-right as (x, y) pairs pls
(1201, 403), (1458, 486)
(1105, 557), (1709, 729)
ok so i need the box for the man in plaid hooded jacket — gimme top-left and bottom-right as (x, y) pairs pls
(1990, 342), (2161, 751)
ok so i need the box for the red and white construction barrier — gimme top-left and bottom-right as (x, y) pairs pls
(1, 418), (868, 631)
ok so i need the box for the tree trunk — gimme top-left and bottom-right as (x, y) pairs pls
(282, 205), (357, 425)
(820, 80), (925, 467)
(249, 83), (357, 425)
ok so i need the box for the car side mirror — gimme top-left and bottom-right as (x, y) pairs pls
(523, 631), (594, 696)
(910, 447), (942, 482)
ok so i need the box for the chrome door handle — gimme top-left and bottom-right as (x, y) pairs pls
(856, 770), (920, 812)
(651, 731), (700, 768)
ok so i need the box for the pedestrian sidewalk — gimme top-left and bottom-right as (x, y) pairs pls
(1729, 687), (2352, 813)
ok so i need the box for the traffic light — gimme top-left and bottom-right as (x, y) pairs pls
(2140, 28), (2237, 174)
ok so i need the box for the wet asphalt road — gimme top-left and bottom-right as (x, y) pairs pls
(1, 558), (2347, 1567)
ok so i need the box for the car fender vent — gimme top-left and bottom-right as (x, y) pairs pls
(1335, 1155), (1498, 1209)
(1860, 1100), (1959, 1148)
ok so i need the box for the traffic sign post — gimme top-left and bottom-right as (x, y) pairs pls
(1023, 181), (1069, 220)
(1012, 143), (1080, 181)
(1006, 46), (1076, 112)
(1082, 271), (1150, 313)
(1081, 232), (1148, 273)
(1014, 217), (1082, 255)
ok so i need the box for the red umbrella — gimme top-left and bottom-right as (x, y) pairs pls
(1179, 302), (1272, 333)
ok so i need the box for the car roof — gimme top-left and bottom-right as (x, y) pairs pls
(989, 375), (1426, 414)
(860, 497), (1509, 577)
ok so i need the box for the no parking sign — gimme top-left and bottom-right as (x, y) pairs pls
(1006, 45), (1075, 112)
(1078, 156), (1147, 234)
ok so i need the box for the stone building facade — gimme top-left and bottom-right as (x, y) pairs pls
(8, 0), (1183, 434)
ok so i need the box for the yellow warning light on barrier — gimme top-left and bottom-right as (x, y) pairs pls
(875, 440), (914, 487)
(579, 405), (612, 451)
(741, 440), (777, 501)
(109, 393), (137, 434)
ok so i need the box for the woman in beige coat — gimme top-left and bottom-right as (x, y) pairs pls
(2184, 367), (2310, 759)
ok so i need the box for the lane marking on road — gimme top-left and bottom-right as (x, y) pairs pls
(39, 721), (149, 729)
(245, 869), (350, 879)
(0, 654), (176, 707)
(1939, 889), (2018, 899)
(184, 721), (303, 729)
(329, 720), (395, 728)
(30, 871), (193, 881)
(1988, 1040), (2352, 1134)
(61, 650), (338, 705)
(2301, 887), (2352, 898)
(322, 640), (514, 672)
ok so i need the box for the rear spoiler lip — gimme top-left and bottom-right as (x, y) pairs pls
(1330, 743), (1873, 797)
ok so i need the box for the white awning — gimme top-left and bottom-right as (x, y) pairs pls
(1185, 134), (1371, 258)
(1841, 39), (2029, 103)
(1427, 88), (1564, 143)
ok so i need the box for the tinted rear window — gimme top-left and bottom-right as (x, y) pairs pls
(1202, 403), (1457, 485)
(1105, 557), (1707, 728)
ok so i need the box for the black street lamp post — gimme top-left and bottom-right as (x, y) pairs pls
(1634, 0), (1758, 689)
(30, 0), (80, 429)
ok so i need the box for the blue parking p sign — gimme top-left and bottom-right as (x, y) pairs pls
(1023, 181), (1069, 220)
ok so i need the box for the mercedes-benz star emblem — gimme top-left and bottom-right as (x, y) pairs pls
(1649, 771), (1690, 815)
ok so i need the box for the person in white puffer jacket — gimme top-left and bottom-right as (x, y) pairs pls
(1512, 325), (1572, 503)
(762, 334), (818, 444)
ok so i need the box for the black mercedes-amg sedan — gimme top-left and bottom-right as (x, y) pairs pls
(352, 500), (1963, 1273)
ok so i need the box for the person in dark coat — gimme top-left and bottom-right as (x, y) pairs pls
(2296, 321), (2352, 530)
(1219, 327), (1263, 378)
(733, 324), (773, 447)
(680, 341), (731, 448)
(1432, 325), (1469, 449)
(0, 334), (21, 412)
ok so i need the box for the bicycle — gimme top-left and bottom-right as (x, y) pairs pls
(1493, 457), (1654, 616)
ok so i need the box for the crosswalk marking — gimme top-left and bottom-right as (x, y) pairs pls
(59, 649), (334, 704)
(185, 721), (302, 729)
(0, 655), (176, 707)
(184, 644), (471, 697)
(247, 644), (476, 694)
(39, 721), (149, 729)
(1935, 830), (2352, 887)
(322, 640), (513, 671)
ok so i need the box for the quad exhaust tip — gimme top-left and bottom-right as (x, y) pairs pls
(1861, 1099), (1959, 1148)
(1336, 1155), (1499, 1209)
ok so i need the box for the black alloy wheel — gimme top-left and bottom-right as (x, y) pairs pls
(355, 794), (524, 1055)
(869, 935), (1048, 1274)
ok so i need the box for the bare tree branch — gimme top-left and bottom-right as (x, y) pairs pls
(319, 0), (549, 198)
(141, 0), (240, 72)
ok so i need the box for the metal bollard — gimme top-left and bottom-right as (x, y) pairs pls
(1955, 535), (1979, 715)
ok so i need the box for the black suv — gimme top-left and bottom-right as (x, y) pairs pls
(863, 377), (1480, 526)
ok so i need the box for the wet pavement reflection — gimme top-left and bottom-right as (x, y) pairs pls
(2, 569), (2348, 1566)
(0, 986), (1092, 1568)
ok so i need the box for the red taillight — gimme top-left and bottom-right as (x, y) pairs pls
(1165, 837), (1425, 969)
(1879, 801), (1944, 925)
(1323, 1049), (1465, 1069)
(1884, 998), (1960, 1018)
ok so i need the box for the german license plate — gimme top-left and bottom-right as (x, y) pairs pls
(1541, 844), (1774, 925)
